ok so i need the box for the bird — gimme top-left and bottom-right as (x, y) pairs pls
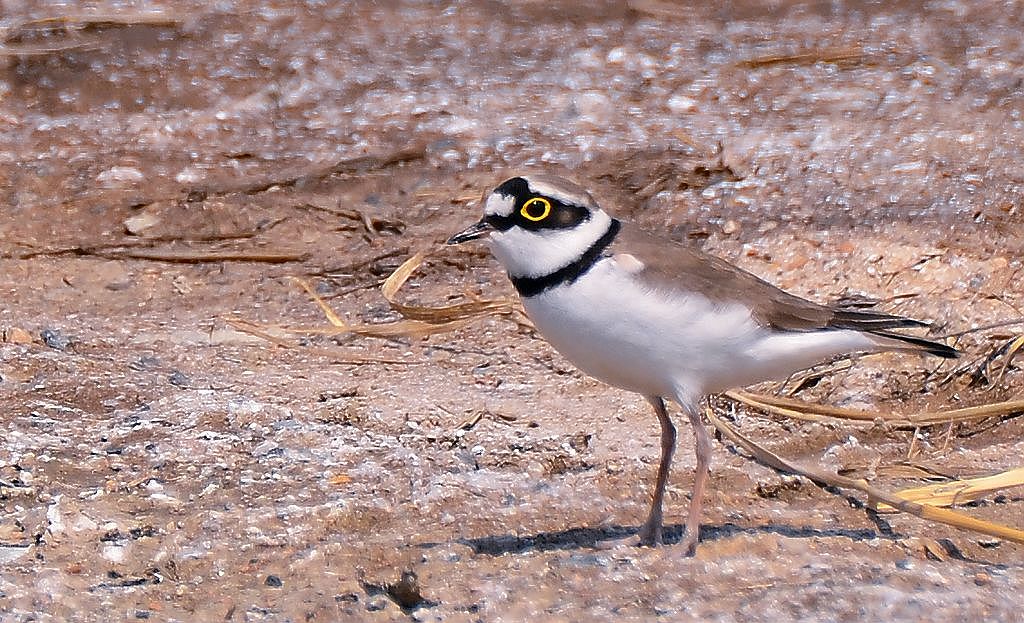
(447, 174), (958, 555)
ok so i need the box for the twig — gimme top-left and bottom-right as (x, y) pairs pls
(995, 334), (1024, 385)
(223, 144), (427, 196)
(10, 243), (308, 263)
(946, 318), (1024, 337)
(107, 249), (308, 263)
(223, 318), (420, 365)
(458, 411), (484, 431)
(738, 46), (871, 68)
(0, 12), (181, 57)
(311, 248), (410, 277)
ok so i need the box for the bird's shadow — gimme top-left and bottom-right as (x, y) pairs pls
(419, 520), (1002, 567)
(439, 522), (882, 556)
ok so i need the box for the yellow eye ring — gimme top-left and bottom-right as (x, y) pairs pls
(520, 197), (552, 222)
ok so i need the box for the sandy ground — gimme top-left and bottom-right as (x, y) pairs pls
(1, 1), (1023, 621)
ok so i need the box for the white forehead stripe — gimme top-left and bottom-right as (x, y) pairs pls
(483, 192), (515, 217)
(523, 178), (596, 209)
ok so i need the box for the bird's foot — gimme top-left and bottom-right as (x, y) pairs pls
(593, 522), (662, 550)
(679, 528), (699, 556)
(636, 521), (663, 547)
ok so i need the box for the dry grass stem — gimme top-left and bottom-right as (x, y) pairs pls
(876, 467), (1024, 512)
(995, 334), (1024, 385)
(705, 408), (1024, 545)
(236, 249), (515, 347)
(727, 390), (1024, 428)
(381, 250), (516, 322)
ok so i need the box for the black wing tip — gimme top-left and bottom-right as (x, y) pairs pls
(872, 331), (961, 359)
(921, 340), (961, 359)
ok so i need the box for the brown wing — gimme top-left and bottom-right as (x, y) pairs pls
(610, 223), (925, 332)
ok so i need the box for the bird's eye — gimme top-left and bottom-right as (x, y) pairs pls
(520, 197), (552, 222)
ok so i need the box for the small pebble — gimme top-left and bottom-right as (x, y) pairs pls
(974, 572), (991, 586)
(124, 212), (161, 235)
(386, 570), (427, 610)
(366, 595), (389, 611)
(101, 545), (126, 563)
(3, 327), (33, 344)
(96, 166), (144, 186)
(252, 441), (280, 457)
(168, 371), (191, 387)
(667, 93), (697, 113)
(265, 575), (283, 587)
(40, 329), (71, 351)
(410, 607), (433, 622)
(129, 356), (161, 371)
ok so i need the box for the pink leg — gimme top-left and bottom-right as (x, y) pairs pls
(637, 397), (675, 546)
(679, 403), (711, 556)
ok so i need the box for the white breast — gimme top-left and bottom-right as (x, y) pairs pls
(521, 257), (878, 400)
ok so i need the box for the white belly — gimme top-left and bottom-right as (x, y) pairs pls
(521, 259), (876, 400)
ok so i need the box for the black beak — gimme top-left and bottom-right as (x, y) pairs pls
(446, 219), (493, 245)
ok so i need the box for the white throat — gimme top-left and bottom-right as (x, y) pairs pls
(487, 209), (613, 279)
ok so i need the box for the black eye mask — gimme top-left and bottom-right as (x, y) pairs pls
(487, 178), (591, 232)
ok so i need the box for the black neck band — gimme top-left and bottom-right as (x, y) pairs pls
(510, 219), (621, 298)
